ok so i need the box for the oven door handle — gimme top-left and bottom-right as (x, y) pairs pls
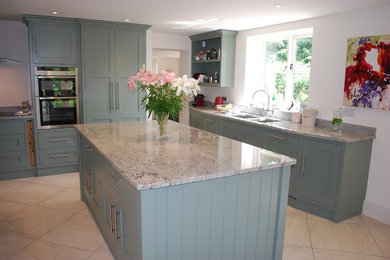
(39, 97), (77, 100)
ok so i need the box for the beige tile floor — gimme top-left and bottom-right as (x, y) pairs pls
(0, 172), (389, 260)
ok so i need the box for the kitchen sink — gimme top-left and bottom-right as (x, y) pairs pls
(248, 117), (281, 123)
(231, 113), (261, 119)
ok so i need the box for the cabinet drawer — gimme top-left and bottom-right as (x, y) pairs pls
(39, 147), (79, 167)
(38, 129), (78, 149)
(0, 134), (26, 152)
(263, 130), (300, 157)
(0, 151), (28, 170)
(0, 121), (25, 134)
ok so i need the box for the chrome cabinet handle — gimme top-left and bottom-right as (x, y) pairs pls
(49, 138), (70, 142)
(110, 204), (115, 233)
(109, 82), (114, 111)
(115, 82), (120, 110)
(301, 156), (305, 176)
(115, 210), (120, 240)
(88, 172), (93, 194)
(84, 171), (89, 191)
(49, 154), (70, 159)
(271, 134), (287, 141)
(206, 119), (215, 122)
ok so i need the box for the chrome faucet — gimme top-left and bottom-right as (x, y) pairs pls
(251, 89), (271, 111)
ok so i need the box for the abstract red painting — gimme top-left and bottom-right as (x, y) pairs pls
(344, 35), (390, 110)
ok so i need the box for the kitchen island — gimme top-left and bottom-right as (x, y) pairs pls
(75, 121), (295, 260)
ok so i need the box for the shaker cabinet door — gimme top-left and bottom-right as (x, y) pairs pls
(32, 23), (79, 65)
(299, 138), (341, 206)
(115, 30), (146, 122)
(82, 26), (116, 123)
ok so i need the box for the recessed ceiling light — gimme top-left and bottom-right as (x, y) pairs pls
(51, 11), (58, 15)
(274, 4), (283, 8)
(124, 18), (130, 22)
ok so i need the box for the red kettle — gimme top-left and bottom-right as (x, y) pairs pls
(215, 96), (224, 106)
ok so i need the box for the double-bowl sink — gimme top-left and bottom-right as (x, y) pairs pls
(229, 113), (281, 123)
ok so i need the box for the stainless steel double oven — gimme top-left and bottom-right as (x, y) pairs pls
(34, 67), (79, 129)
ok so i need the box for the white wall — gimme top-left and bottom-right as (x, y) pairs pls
(148, 31), (192, 124)
(0, 21), (30, 107)
(203, 5), (390, 224)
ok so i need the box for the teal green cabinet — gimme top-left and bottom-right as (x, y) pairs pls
(189, 109), (205, 130)
(24, 15), (79, 65)
(299, 138), (340, 206)
(81, 21), (149, 123)
(103, 171), (142, 260)
(79, 134), (290, 260)
(0, 119), (35, 180)
(263, 130), (300, 197)
(204, 115), (220, 134)
(220, 119), (240, 140)
(239, 123), (264, 147)
(81, 138), (105, 220)
(36, 128), (79, 176)
(189, 108), (374, 222)
(190, 30), (237, 88)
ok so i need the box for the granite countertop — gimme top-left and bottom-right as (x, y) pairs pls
(191, 107), (376, 142)
(75, 121), (296, 191)
(0, 112), (33, 120)
(0, 106), (33, 120)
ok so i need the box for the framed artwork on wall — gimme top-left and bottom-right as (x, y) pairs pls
(344, 34), (390, 110)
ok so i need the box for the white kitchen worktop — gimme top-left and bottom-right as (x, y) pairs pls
(191, 107), (376, 142)
(75, 121), (295, 191)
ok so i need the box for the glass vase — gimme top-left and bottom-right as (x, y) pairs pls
(156, 113), (169, 140)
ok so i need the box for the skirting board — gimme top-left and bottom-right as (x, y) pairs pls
(363, 200), (390, 225)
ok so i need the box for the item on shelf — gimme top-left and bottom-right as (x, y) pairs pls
(217, 48), (221, 60)
(213, 72), (219, 83)
(211, 48), (217, 59)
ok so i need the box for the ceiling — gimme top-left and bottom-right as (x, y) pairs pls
(1, 0), (390, 35)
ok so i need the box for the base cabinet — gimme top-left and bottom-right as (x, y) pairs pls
(79, 134), (290, 260)
(0, 119), (35, 180)
(263, 130), (300, 198)
(36, 128), (79, 176)
(299, 138), (341, 206)
(189, 108), (373, 222)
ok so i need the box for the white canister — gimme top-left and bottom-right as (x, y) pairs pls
(302, 108), (318, 126)
(291, 112), (302, 124)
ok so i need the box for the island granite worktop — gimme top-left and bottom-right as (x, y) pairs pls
(75, 120), (295, 191)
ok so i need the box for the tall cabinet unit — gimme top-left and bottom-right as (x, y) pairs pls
(80, 20), (150, 123)
(190, 30), (237, 88)
(24, 15), (80, 176)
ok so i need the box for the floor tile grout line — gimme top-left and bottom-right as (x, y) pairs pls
(310, 244), (386, 258)
(365, 223), (387, 258)
(4, 236), (36, 260)
(304, 216), (316, 260)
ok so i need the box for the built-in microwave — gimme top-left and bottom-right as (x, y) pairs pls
(34, 67), (79, 129)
